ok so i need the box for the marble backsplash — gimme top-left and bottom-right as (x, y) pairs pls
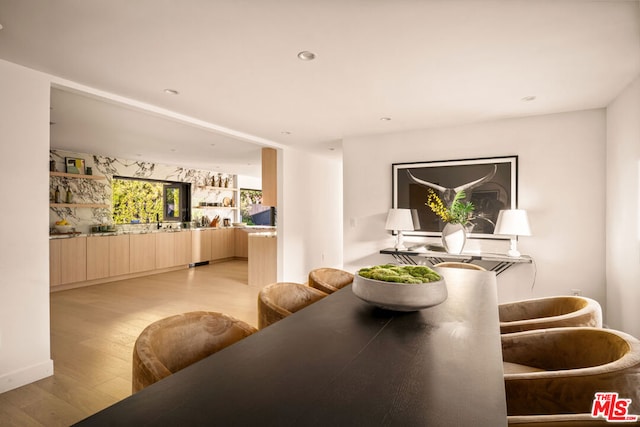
(50, 150), (237, 234)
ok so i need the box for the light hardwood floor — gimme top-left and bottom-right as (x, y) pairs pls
(0, 260), (259, 426)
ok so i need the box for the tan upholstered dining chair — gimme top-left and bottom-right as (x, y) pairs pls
(502, 327), (640, 417)
(132, 311), (257, 392)
(499, 295), (602, 334)
(258, 282), (327, 329)
(308, 267), (354, 294)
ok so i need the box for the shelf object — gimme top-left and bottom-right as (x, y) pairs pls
(380, 248), (532, 275)
(194, 206), (239, 210)
(50, 171), (108, 208)
(50, 203), (109, 208)
(196, 185), (238, 192)
(50, 171), (106, 180)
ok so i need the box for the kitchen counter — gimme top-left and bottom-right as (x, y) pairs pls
(49, 226), (268, 239)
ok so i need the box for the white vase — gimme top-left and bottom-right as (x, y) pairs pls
(442, 223), (466, 254)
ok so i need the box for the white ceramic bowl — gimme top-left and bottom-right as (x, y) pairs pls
(352, 273), (447, 311)
(54, 225), (73, 234)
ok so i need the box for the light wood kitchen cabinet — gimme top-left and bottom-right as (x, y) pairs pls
(155, 232), (175, 269)
(49, 239), (61, 287)
(211, 228), (234, 260)
(59, 236), (87, 285)
(248, 233), (277, 287)
(191, 229), (212, 264)
(109, 234), (130, 277)
(234, 228), (248, 258)
(130, 233), (156, 273)
(174, 231), (192, 266)
(156, 231), (192, 268)
(87, 235), (110, 280)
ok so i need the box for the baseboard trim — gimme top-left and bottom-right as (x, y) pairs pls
(0, 359), (54, 393)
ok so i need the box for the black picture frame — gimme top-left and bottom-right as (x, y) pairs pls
(392, 156), (517, 239)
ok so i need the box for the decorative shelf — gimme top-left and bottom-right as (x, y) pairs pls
(50, 171), (106, 180)
(197, 185), (238, 191)
(50, 203), (109, 208)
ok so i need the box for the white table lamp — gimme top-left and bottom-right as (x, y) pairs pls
(386, 208), (414, 251)
(494, 209), (531, 257)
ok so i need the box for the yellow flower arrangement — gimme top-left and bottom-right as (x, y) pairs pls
(426, 189), (474, 226)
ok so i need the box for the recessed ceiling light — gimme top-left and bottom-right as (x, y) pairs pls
(380, 117), (392, 121)
(521, 96), (536, 102)
(170, 149), (177, 152)
(163, 89), (179, 95)
(328, 147), (335, 151)
(297, 51), (316, 61)
(281, 131), (291, 135)
(0, 24), (3, 31)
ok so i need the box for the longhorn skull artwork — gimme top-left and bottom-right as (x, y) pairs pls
(405, 164), (497, 206)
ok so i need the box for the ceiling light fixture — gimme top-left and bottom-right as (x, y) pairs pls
(521, 95), (536, 102)
(297, 51), (316, 61)
(281, 131), (291, 135)
(380, 117), (392, 121)
(163, 89), (179, 95)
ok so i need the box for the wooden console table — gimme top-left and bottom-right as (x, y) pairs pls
(380, 247), (532, 275)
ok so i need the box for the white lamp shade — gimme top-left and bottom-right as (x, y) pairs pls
(494, 209), (531, 236)
(385, 208), (414, 231)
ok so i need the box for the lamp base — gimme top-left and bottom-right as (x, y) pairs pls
(506, 237), (520, 257)
(394, 231), (407, 251)
(506, 248), (521, 257)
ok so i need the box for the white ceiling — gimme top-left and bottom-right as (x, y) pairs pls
(0, 0), (638, 177)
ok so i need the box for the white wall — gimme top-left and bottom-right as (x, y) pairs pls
(0, 60), (54, 392)
(606, 75), (640, 337)
(279, 147), (344, 283)
(343, 110), (607, 307)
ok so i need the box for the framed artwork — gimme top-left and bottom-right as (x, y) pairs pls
(65, 157), (85, 174)
(392, 156), (518, 239)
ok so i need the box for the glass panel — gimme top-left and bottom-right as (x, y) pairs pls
(112, 178), (163, 224)
(165, 186), (180, 219)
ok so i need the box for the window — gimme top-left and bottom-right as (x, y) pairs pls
(240, 188), (275, 226)
(112, 177), (191, 224)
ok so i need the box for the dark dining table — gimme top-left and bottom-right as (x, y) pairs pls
(75, 268), (507, 426)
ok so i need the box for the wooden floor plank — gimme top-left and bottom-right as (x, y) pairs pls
(0, 260), (258, 426)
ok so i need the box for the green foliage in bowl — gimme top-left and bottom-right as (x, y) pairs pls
(358, 264), (441, 284)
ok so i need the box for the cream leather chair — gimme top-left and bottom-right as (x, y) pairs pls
(499, 296), (602, 334)
(258, 282), (327, 329)
(503, 327), (640, 417)
(132, 311), (257, 392)
(308, 268), (354, 294)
